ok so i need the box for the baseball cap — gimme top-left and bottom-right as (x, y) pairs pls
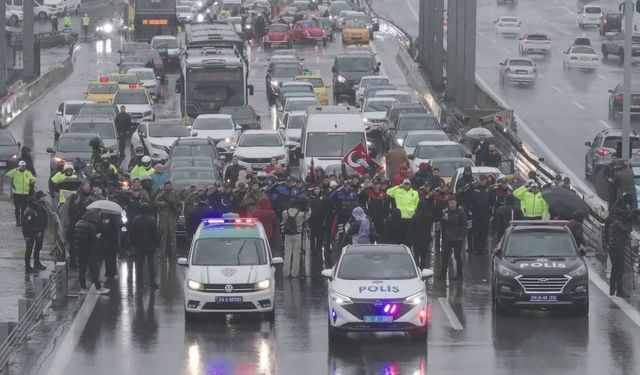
(402, 178), (411, 185)
(18, 161), (26, 167)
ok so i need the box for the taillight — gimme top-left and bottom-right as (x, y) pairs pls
(598, 148), (611, 156)
(615, 94), (623, 103)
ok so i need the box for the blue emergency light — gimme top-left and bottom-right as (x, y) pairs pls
(202, 217), (257, 225)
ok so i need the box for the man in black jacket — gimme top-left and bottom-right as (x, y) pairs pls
(440, 197), (467, 280)
(115, 106), (132, 160)
(608, 208), (633, 297)
(22, 191), (48, 272)
(470, 175), (495, 254)
(74, 209), (110, 295)
(130, 203), (160, 288)
(492, 194), (523, 241)
(224, 156), (245, 186)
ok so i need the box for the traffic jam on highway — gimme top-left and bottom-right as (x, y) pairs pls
(9, 0), (640, 373)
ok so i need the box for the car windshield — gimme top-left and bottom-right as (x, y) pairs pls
(364, 100), (395, 112)
(193, 117), (233, 130)
(0, 133), (14, 146)
(585, 7), (601, 14)
(176, 6), (191, 12)
(77, 107), (116, 119)
(65, 104), (84, 115)
(415, 144), (464, 159)
(123, 43), (151, 54)
(272, 65), (304, 77)
(89, 83), (118, 94)
(269, 24), (289, 33)
(111, 75), (138, 84)
(405, 133), (449, 147)
(286, 99), (318, 111)
(603, 137), (640, 149)
(432, 160), (473, 176)
(283, 85), (313, 94)
(69, 123), (115, 139)
(148, 124), (190, 137)
(505, 231), (577, 257)
(133, 70), (155, 80)
(361, 78), (390, 88)
(526, 34), (549, 41)
(297, 77), (324, 87)
(572, 46), (596, 54)
(287, 115), (305, 129)
(114, 91), (149, 105)
(57, 137), (92, 152)
(508, 59), (533, 66)
(306, 132), (365, 157)
(337, 252), (417, 280)
(192, 238), (267, 266)
(347, 14), (370, 23)
(501, 17), (518, 23)
(152, 38), (178, 49)
(169, 159), (213, 169)
(339, 57), (374, 72)
(170, 169), (217, 182)
(239, 134), (282, 147)
(171, 144), (215, 158)
(330, 2), (351, 15)
(220, 107), (255, 120)
(397, 116), (440, 130)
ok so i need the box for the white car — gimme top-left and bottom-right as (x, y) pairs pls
(131, 120), (192, 162)
(53, 100), (93, 140)
(494, 16), (521, 35)
(499, 57), (537, 85)
(374, 90), (412, 104)
(6, 9), (23, 26)
(112, 89), (154, 124)
(322, 244), (433, 342)
(176, 5), (194, 23)
(519, 33), (552, 56)
(7, 0), (57, 20)
(190, 114), (241, 155)
(127, 67), (160, 100)
(151, 35), (180, 62)
(563, 45), (599, 70)
(410, 141), (466, 171)
(233, 130), (289, 172)
(402, 130), (449, 158)
(361, 97), (396, 133)
(578, 5), (603, 29)
(282, 96), (321, 114)
(279, 110), (305, 150)
(179, 217), (283, 321)
(355, 75), (391, 106)
(44, 0), (80, 15)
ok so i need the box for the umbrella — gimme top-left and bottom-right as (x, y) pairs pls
(86, 200), (124, 215)
(55, 177), (85, 192)
(540, 187), (588, 219)
(465, 127), (493, 140)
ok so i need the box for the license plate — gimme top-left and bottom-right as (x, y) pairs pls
(251, 163), (267, 169)
(0, 162), (6, 166)
(363, 315), (393, 323)
(215, 296), (243, 303)
(515, 70), (528, 74)
(529, 295), (557, 302)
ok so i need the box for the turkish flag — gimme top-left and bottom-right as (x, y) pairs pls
(342, 143), (382, 176)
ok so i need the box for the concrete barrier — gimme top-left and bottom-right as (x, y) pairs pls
(0, 55), (74, 128)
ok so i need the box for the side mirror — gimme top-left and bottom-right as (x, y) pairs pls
(331, 67), (337, 73)
(256, 115), (261, 121)
(421, 269), (434, 279)
(321, 269), (333, 278)
(499, 62), (504, 66)
(584, 141), (591, 147)
(56, 110), (62, 116)
(140, 132), (147, 138)
(177, 257), (188, 266)
(272, 256), (284, 265)
(46, 147), (55, 153)
(191, 131), (198, 137)
(279, 124), (285, 129)
(248, 84), (254, 95)
(235, 125), (243, 130)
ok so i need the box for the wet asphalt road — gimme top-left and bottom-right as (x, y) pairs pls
(12, 22), (640, 373)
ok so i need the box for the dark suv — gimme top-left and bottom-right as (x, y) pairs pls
(607, 83), (640, 120)
(599, 12), (622, 35)
(584, 128), (640, 179)
(332, 51), (380, 102)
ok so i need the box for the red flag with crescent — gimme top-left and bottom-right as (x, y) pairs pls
(342, 143), (382, 176)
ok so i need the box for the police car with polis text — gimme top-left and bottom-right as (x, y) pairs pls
(178, 217), (283, 322)
(322, 244), (433, 342)
(491, 221), (589, 316)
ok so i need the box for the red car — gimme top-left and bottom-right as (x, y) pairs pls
(289, 20), (327, 46)
(264, 23), (293, 49)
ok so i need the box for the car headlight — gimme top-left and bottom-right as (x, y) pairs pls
(187, 279), (203, 290)
(396, 138), (404, 146)
(498, 265), (519, 277)
(271, 81), (280, 88)
(566, 264), (587, 278)
(404, 291), (426, 305)
(255, 279), (271, 289)
(224, 137), (231, 143)
(337, 74), (346, 83)
(196, 13), (204, 22)
(103, 23), (113, 33)
(330, 290), (353, 305)
(363, 118), (369, 122)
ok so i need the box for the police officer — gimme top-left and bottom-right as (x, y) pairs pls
(96, 154), (119, 187)
(51, 162), (78, 205)
(82, 14), (90, 41)
(7, 161), (36, 226)
(131, 156), (155, 178)
(513, 181), (548, 220)
(154, 180), (181, 258)
(22, 191), (48, 272)
(62, 14), (72, 31)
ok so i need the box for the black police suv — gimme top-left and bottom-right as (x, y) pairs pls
(491, 221), (589, 316)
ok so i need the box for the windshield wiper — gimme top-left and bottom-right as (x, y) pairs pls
(236, 240), (247, 265)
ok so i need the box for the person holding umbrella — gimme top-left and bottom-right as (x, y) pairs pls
(74, 206), (110, 295)
(513, 181), (548, 220)
(540, 185), (589, 220)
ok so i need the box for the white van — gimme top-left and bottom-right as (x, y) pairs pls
(43, 0), (81, 16)
(298, 105), (367, 179)
(6, 0), (58, 20)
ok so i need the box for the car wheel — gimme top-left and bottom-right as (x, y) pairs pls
(76, 5), (80, 15)
(584, 158), (592, 180)
(39, 11), (48, 20)
(328, 319), (346, 343)
(185, 309), (197, 322)
(575, 300), (589, 316)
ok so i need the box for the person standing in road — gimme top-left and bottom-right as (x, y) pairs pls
(62, 14), (72, 30)
(413, 184), (434, 268)
(492, 195), (523, 241)
(7, 161), (36, 226)
(347, 206), (374, 245)
(384, 145), (409, 181)
(115, 106), (132, 160)
(386, 178), (419, 247)
(513, 181), (548, 220)
(20, 146), (36, 177)
(130, 203), (160, 288)
(440, 197), (467, 281)
(131, 156), (156, 178)
(610, 159), (637, 209)
(482, 143), (502, 168)
(82, 14), (90, 41)
(607, 208), (633, 297)
(51, 15), (58, 32)
(472, 134), (490, 166)
(250, 196), (278, 254)
(22, 191), (48, 273)
(224, 156), (245, 186)
(470, 175), (495, 254)
(282, 198), (310, 278)
(568, 210), (586, 249)
(51, 163), (78, 206)
(154, 180), (181, 258)
(74, 208), (110, 295)
(150, 163), (168, 189)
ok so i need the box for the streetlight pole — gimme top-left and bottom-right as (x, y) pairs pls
(622, 0), (633, 161)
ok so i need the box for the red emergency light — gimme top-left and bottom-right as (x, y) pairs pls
(129, 83), (137, 89)
(99, 76), (109, 82)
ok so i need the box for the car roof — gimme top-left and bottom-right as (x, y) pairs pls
(195, 114), (233, 119)
(343, 244), (409, 254)
(145, 119), (184, 126)
(376, 90), (409, 95)
(242, 129), (280, 135)
(416, 140), (458, 146)
(507, 221), (572, 234)
(365, 97), (397, 102)
(405, 130), (447, 136)
(64, 100), (94, 105)
(398, 112), (435, 118)
(282, 81), (313, 86)
(58, 132), (98, 140)
(173, 138), (213, 145)
(70, 116), (114, 124)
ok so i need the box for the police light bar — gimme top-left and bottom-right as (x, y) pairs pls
(509, 220), (570, 227)
(99, 76), (109, 82)
(129, 83), (137, 89)
(203, 218), (257, 225)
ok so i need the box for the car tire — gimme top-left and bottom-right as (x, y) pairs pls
(328, 320), (346, 343)
(575, 300), (589, 316)
(408, 326), (428, 342)
(262, 308), (275, 322)
(492, 285), (509, 316)
(39, 11), (48, 20)
(287, 41), (293, 48)
(185, 309), (197, 322)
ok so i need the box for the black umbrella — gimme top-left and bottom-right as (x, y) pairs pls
(55, 177), (85, 192)
(540, 187), (588, 219)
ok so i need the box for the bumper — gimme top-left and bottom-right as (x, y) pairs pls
(238, 160), (287, 172)
(0, 160), (17, 170)
(521, 47), (551, 55)
(497, 26), (521, 34)
(566, 59), (599, 69)
(504, 72), (536, 83)
(265, 39), (290, 45)
(580, 19), (601, 26)
(495, 277), (589, 310)
(328, 301), (427, 332)
(334, 81), (358, 96)
(343, 34), (370, 44)
(184, 288), (275, 313)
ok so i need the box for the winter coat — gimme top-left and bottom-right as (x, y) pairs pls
(73, 210), (101, 260)
(187, 202), (214, 236)
(441, 207), (467, 242)
(250, 197), (278, 240)
(347, 207), (372, 245)
(386, 185), (419, 219)
(493, 203), (524, 239)
(384, 147), (409, 180)
(154, 189), (181, 219)
(130, 213), (160, 252)
(281, 207), (311, 235)
(612, 166), (637, 208)
(22, 202), (47, 238)
(471, 185), (496, 217)
(482, 150), (502, 168)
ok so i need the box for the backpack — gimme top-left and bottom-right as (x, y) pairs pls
(284, 210), (301, 235)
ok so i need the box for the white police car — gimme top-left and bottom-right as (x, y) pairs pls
(322, 244), (433, 342)
(178, 218), (283, 321)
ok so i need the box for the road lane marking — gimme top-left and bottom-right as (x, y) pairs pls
(438, 297), (463, 330)
(560, 5), (578, 16)
(598, 74), (608, 81)
(553, 86), (564, 94)
(572, 100), (585, 110)
(404, 0), (419, 21)
(588, 265), (640, 329)
(599, 120), (612, 128)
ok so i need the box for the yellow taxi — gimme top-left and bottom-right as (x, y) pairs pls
(83, 77), (119, 103)
(294, 74), (330, 105)
(342, 20), (370, 45)
(109, 73), (142, 90)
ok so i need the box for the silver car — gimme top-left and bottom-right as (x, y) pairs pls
(499, 57), (537, 86)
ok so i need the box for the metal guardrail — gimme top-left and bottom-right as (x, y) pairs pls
(0, 272), (57, 370)
(9, 32), (77, 50)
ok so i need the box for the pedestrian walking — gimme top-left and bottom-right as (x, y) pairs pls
(154, 180), (181, 258)
(101, 213), (121, 279)
(51, 15), (58, 32)
(7, 161), (36, 226)
(74, 208), (110, 295)
(22, 191), (48, 273)
(281, 198), (310, 278)
(130, 203), (160, 288)
(115, 106), (132, 160)
(62, 15), (72, 31)
(386, 178), (419, 247)
(82, 14), (90, 41)
(513, 181), (548, 220)
(440, 197), (467, 280)
(347, 206), (374, 245)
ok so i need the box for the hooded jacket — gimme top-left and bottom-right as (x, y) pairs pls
(347, 207), (372, 245)
(73, 210), (101, 259)
(250, 196), (278, 240)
